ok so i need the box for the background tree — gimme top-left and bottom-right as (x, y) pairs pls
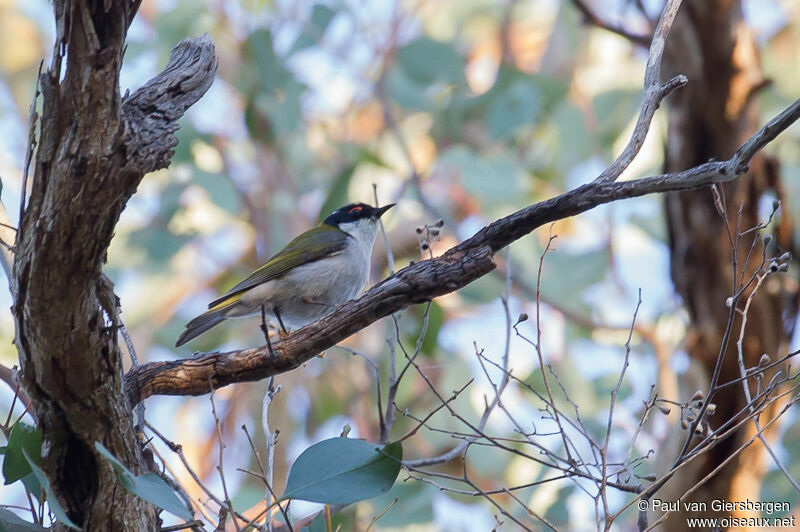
(0, 0), (798, 530)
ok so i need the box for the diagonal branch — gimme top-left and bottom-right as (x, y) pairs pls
(593, 0), (685, 183)
(125, 97), (800, 405)
(570, 0), (652, 46)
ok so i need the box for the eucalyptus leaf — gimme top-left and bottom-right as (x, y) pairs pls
(283, 438), (402, 505)
(290, 4), (336, 54)
(22, 450), (80, 530)
(397, 37), (465, 86)
(2, 422), (42, 485)
(487, 79), (542, 139)
(94, 442), (191, 520)
(0, 507), (48, 532)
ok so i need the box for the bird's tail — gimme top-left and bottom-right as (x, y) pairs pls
(175, 308), (227, 347)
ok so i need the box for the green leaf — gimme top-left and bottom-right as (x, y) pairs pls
(301, 512), (326, 532)
(593, 89), (640, 145)
(397, 37), (465, 86)
(318, 165), (355, 223)
(317, 148), (389, 222)
(22, 450), (80, 530)
(0, 507), (48, 532)
(437, 145), (529, 205)
(537, 248), (609, 307)
(487, 79), (542, 139)
(290, 4), (336, 54)
(94, 442), (191, 520)
(243, 30), (291, 94)
(2, 422), (42, 485)
(300, 507), (357, 532)
(283, 438), (402, 505)
(386, 66), (434, 112)
(20, 472), (43, 502)
(367, 481), (436, 527)
(419, 301), (444, 356)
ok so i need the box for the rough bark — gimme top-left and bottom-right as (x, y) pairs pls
(659, 0), (798, 527)
(12, 2), (215, 529)
(125, 95), (800, 403)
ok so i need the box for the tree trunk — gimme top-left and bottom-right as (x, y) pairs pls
(12, 2), (215, 529)
(660, 1), (798, 527)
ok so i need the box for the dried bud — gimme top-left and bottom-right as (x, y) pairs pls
(763, 234), (773, 246)
(681, 419), (689, 430)
(686, 413), (696, 423)
(434, 219), (445, 227)
(658, 406), (671, 416)
(415, 227), (423, 234)
(517, 313), (529, 323)
(759, 353), (771, 367)
(773, 199), (781, 211)
(421, 243), (429, 251)
(779, 263), (789, 272)
(430, 229), (440, 237)
(725, 297), (733, 308)
(691, 390), (705, 402)
(778, 251), (792, 262)
(340, 424), (351, 438)
(704, 403), (716, 416)
(769, 261), (779, 273)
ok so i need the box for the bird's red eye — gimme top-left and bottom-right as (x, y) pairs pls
(348, 206), (362, 214)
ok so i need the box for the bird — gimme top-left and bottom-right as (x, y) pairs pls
(175, 202), (395, 347)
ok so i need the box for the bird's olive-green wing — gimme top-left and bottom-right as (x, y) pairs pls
(207, 225), (350, 309)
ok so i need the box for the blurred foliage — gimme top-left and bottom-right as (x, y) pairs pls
(0, 0), (799, 530)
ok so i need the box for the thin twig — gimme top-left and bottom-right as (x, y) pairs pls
(593, 0), (686, 183)
(570, 0), (651, 45)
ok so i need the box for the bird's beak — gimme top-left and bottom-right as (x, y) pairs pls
(373, 203), (396, 218)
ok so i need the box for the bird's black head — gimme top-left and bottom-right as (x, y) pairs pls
(323, 202), (395, 228)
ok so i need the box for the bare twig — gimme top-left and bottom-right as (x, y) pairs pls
(209, 386), (240, 532)
(261, 377), (282, 532)
(570, 0), (651, 45)
(600, 290), (642, 529)
(593, 0), (686, 183)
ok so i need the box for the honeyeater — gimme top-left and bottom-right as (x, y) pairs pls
(175, 202), (395, 347)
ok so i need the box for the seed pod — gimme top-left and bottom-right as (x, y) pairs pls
(704, 404), (716, 416)
(517, 313), (529, 323)
(691, 390), (705, 402)
(416, 227), (423, 234)
(658, 406), (671, 415)
(758, 353), (771, 367)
